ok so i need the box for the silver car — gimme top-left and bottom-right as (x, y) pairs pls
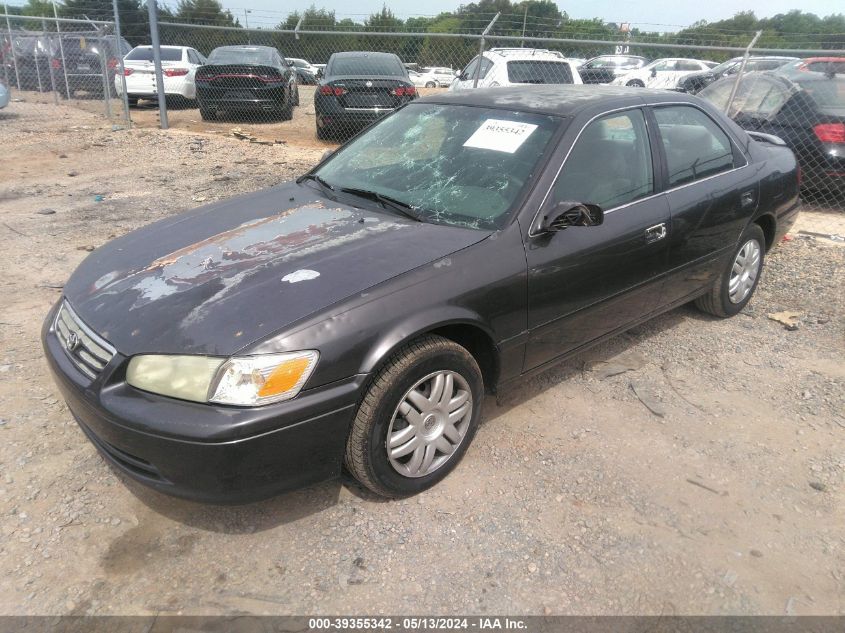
(0, 82), (10, 109)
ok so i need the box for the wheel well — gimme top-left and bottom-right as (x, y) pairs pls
(755, 214), (776, 251)
(429, 324), (499, 393)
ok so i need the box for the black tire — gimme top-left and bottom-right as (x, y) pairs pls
(199, 104), (215, 121)
(316, 121), (331, 141)
(695, 223), (766, 318)
(279, 91), (294, 121)
(344, 335), (484, 498)
(293, 85), (300, 106)
(627, 79), (645, 87)
(127, 96), (138, 107)
(425, 81), (436, 88)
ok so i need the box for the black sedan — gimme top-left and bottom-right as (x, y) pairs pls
(677, 56), (798, 95)
(195, 45), (298, 120)
(314, 51), (416, 140)
(43, 86), (799, 502)
(699, 70), (844, 194)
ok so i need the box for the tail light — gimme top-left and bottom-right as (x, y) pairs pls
(320, 84), (346, 96)
(51, 58), (60, 69)
(122, 68), (134, 76)
(163, 68), (189, 77)
(107, 58), (118, 70)
(391, 85), (416, 96)
(813, 123), (845, 144)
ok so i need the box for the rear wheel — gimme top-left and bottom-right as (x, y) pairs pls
(316, 119), (331, 140)
(626, 79), (645, 87)
(293, 85), (300, 106)
(695, 224), (765, 318)
(127, 96), (138, 107)
(425, 81), (437, 88)
(344, 335), (483, 498)
(199, 104), (215, 121)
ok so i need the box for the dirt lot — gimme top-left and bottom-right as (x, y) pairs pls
(0, 98), (843, 616)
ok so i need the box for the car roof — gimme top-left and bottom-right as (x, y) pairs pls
(212, 45), (277, 52)
(416, 84), (699, 117)
(330, 51), (400, 59)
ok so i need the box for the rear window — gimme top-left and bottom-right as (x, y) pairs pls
(329, 56), (404, 77)
(126, 47), (183, 62)
(208, 48), (276, 66)
(796, 77), (845, 116)
(804, 61), (845, 74)
(506, 60), (573, 84)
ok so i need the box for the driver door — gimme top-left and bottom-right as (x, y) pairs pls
(523, 107), (671, 370)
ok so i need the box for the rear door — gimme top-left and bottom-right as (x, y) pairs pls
(650, 103), (757, 305)
(523, 107), (671, 370)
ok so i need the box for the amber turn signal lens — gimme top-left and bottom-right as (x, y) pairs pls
(257, 357), (312, 397)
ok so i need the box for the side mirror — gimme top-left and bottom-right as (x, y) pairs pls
(455, 69), (461, 77)
(287, 59), (294, 67)
(316, 68), (323, 78)
(539, 201), (603, 233)
(650, 68), (657, 77)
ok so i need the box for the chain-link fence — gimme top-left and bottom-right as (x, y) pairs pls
(1, 13), (130, 122)
(3, 8), (843, 209)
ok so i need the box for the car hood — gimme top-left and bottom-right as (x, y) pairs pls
(63, 183), (491, 357)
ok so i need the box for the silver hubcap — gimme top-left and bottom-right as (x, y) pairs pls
(729, 238), (761, 304)
(386, 370), (473, 478)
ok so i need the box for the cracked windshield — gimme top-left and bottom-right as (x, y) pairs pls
(314, 104), (560, 229)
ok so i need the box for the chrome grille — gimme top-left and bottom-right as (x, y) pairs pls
(53, 301), (115, 380)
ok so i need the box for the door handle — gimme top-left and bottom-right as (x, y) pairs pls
(645, 223), (667, 243)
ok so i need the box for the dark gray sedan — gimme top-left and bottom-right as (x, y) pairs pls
(43, 86), (800, 502)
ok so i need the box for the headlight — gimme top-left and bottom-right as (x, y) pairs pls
(209, 351), (319, 406)
(126, 355), (222, 403)
(126, 351), (319, 406)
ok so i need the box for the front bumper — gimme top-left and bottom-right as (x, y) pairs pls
(42, 301), (362, 504)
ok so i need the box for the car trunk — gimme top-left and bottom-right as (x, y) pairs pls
(196, 64), (282, 88)
(332, 78), (407, 109)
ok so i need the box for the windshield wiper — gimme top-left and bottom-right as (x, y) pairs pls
(296, 172), (335, 193)
(339, 187), (424, 223)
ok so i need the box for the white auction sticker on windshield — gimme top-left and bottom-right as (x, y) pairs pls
(463, 119), (538, 153)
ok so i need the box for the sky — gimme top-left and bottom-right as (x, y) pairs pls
(225, 0), (843, 30)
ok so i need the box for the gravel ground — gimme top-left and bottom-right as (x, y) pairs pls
(0, 99), (843, 616)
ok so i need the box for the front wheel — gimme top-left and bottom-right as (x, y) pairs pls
(626, 79), (645, 87)
(425, 81), (437, 88)
(695, 223), (765, 317)
(344, 335), (483, 497)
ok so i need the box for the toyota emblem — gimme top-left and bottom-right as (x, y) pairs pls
(66, 331), (80, 352)
(365, 80), (373, 87)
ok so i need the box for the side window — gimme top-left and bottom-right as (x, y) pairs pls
(676, 60), (700, 71)
(552, 109), (654, 209)
(654, 105), (736, 187)
(652, 60), (675, 72)
(461, 56), (493, 80)
(187, 50), (200, 65)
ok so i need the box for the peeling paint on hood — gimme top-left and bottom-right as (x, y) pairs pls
(63, 182), (491, 357)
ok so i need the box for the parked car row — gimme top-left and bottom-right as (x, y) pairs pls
(2, 31), (131, 98)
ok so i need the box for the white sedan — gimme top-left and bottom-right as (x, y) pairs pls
(612, 58), (716, 90)
(115, 45), (207, 105)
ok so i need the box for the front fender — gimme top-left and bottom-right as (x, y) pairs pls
(358, 307), (497, 376)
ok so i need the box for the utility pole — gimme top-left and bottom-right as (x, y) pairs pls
(243, 9), (251, 44)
